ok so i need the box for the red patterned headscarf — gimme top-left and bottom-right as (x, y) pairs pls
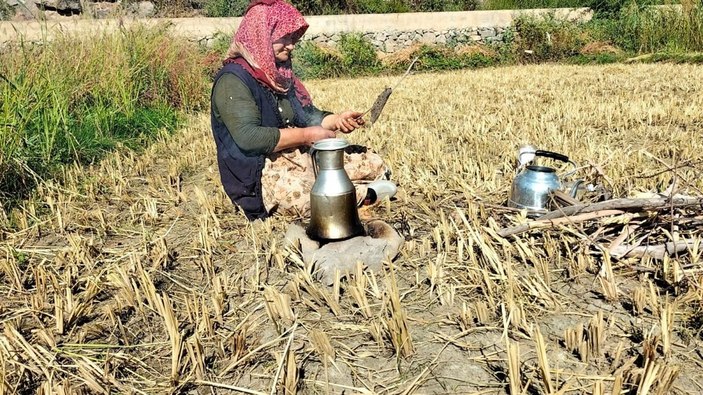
(226, 0), (312, 106)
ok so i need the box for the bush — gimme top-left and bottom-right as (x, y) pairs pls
(615, 1), (703, 52)
(352, 0), (410, 13)
(204, 0), (249, 17)
(585, 1), (703, 53)
(481, 0), (585, 10)
(415, 0), (480, 12)
(280, 0), (480, 14)
(403, 44), (498, 70)
(0, 25), (210, 207)
(338, 33), (381, 73)
(513, 13), (591, 61)
(293, 41), (346, 79)
(290, 0), (352, 15)
(567, 52), (623, 64)
(0, 1), (14, 20)
(293, 33), (381, 78)
(586, 0), (661, 18)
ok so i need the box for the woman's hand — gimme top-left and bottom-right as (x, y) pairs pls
(322, 111), (365, 133)
(274, 126), (335, 152)
(303, 126), (336, 146)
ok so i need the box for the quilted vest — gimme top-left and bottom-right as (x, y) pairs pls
(210, 62), (307, 220)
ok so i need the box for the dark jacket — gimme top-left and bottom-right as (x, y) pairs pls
(210, 62), (308, 220)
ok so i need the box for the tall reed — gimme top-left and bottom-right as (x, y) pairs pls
(609, 1), (703, 52)
(0, 23), (210, 207)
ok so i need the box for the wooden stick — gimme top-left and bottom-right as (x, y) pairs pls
(610, 240), (700, 260)
(607, 224), (641, 254)
(497, 210), (624, 238)
(391, 55), (420, 91)
(539, 197), (703, 221)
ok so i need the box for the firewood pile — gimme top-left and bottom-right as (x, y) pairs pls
(497, 191), (703, 266)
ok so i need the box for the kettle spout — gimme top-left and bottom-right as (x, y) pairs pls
(568, 179), (585, 198)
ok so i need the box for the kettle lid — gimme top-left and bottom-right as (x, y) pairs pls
(526, 165), (557, 173)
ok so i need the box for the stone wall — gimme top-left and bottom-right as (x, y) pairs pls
(2, 0), (158, 19)
(307, 27), (511, 53)
(0, 8), (593, 53)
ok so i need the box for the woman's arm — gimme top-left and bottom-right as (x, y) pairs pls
(213, 74), (281, 154)
(214, 75), (336, 154)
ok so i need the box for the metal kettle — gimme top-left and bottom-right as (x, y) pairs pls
(508, 149), (580, 217)
(306, 138), (365, 241)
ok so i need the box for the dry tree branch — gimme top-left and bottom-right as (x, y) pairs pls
(497, 210), (624, 238)
(634, 159), (703, 179)
(539, 197), (703, 221)
(640, 150), (703, 196)
(609, 240), (701, 260)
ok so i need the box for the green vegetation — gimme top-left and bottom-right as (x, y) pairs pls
(0, 24), (210, 207)
(481, 0), (586, 10)
(204, 0), (249, 17)
(0, 1), (14, 20)
(604, 1), (703, 52)
(203, 0), (482, 16)
(513, 1), (703, 56)
(199, 0), (674, 16)
(290, 1), (702, 78)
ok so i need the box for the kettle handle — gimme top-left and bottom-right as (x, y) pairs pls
(535, 150), (569, 162)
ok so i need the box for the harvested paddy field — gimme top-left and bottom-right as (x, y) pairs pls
(1, 63), (703, 394)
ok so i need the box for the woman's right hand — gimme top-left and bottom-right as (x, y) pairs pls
(303, 126), (336, 146)
(274, 126), (336, 152)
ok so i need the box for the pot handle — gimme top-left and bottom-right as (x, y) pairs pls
(310, 147), (319, 178)
(535, 150), (569, 163)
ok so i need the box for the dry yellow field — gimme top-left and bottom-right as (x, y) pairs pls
(1, 63), (703, 394)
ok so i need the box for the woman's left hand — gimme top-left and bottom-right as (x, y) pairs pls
(331, 111), (365, 133)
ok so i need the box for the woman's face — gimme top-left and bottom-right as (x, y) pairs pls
(273, 34), (296, 63)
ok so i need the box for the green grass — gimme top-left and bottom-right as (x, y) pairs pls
(0, 24), (210, 208)
(643, 51), (703, 63)
(0, 2), (13, 20)
(480, 0), (586, 10)
(608, 2), (703, 52)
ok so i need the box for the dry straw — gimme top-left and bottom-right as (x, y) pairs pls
(1, 64), (702, 393)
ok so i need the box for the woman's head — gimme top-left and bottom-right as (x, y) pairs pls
(227, 0), (308, 91)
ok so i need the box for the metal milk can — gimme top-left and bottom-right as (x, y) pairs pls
(306, 138), (365, 241)
(508, 149), (580, 217)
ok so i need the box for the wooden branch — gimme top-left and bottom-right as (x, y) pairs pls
(607, 224), (641, 254)
(551, 190), (581, 207)
(391, 55), (420, 91)
(609, 240), (701, 260)
(497, 210), (624, 238)
(539, 197), (703, 221)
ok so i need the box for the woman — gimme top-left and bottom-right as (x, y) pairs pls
(211, 0), (394, 220)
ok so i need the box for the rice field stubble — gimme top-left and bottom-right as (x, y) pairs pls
(1, 63), (703, 394)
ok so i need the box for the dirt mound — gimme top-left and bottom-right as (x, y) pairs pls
(456, 43), (498, 58)
(580, 41), (622, 55)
